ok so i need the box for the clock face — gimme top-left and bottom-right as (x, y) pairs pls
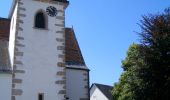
(46, 6), (57, 17)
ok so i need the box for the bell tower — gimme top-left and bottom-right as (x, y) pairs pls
(9, 0), (69, 100)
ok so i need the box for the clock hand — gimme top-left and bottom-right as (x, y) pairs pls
(49, 7), (52, 11)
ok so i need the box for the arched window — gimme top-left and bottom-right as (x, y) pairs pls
(34, 11), (47, 29)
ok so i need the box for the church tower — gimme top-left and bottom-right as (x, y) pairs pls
(8, 0), (69, 100)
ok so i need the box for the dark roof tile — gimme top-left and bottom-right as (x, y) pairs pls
(93, 83), (113, 100)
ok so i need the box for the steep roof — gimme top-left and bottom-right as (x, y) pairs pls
(65, 28), (86, 66)
(0, 18), (10, 40)
(0, 18), (11, 73)
(92, 83), (113, 100)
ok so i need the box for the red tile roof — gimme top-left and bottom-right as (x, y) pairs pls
(0, 18), (10, 40)
(0, 18), (11, 72)
(65, 28), (85, 65)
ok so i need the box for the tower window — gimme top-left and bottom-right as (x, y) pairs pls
(35, 11), (47, 29)
(38, 93), (44, 100)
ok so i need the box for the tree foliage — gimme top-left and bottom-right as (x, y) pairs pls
(112, 7), (170, 100)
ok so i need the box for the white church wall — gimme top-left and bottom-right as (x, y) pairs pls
(90, 85), (108, 100)
(0, 74), (12, 100)
(66, 66), (89, 100)
(11, 0), (66, 100)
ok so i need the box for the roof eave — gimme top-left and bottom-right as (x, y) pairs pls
(66, 65), (90, 71)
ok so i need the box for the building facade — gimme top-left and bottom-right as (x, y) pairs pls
(0, 0), (89, 100)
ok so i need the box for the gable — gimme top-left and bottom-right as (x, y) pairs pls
(91, 83), (113, 100)
(90, 85), (109, 100)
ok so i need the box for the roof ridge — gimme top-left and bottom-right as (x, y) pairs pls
(94, 83), (113, 88)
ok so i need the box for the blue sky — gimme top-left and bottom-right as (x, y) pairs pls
(1, 0), (170, 86)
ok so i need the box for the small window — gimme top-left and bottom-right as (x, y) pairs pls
(38, 93), (44, 100)
(35, 12), (46, 29)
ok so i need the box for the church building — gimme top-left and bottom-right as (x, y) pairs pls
(0, 0), (90, 100)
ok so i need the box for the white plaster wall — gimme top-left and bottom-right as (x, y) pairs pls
(0, 74), (12, 100)
(9, 3), (18, 67)
(66, 67), (89, 100)
(14, 0), (65, 100)
(90, 85), (108, 100)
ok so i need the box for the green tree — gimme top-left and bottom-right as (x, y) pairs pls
(112, 7), (170, 100)
(112, 44), (144, 100)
